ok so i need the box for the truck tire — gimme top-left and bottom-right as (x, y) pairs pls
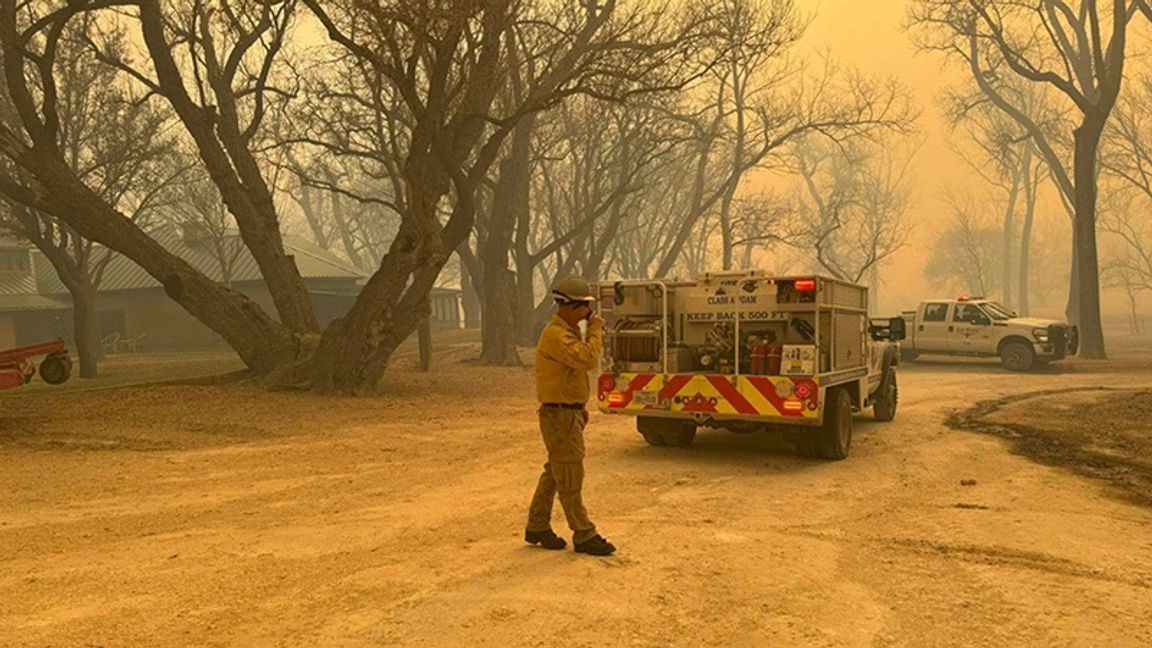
(641, 432), (666, 447)
(664, 425), (697, 447)
(39, 353), (72, 385)
(873, 368), (898, 422)
(999, 340), (1035, 372)
(637, 417), (696, 447)
(814, 388), (853, 460)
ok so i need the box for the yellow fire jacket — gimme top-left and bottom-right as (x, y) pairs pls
(535, 315), (604, 405)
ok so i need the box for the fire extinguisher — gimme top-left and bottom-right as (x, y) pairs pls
(750, 339), (767, 374)
(765, 340), (783, 375)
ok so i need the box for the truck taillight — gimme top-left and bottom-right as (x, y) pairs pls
(598, 375), (615, 393)
(794, 278), (816, 292)
(793, 380), (816, 400)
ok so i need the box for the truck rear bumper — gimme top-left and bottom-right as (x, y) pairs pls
(597, 372), (823, 426)
(598, 406), (824, 427)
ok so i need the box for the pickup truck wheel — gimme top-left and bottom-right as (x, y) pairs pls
(1000, 341), (1036, 372)
(873, 369), (898, 422)
(815, 388), (852, 461)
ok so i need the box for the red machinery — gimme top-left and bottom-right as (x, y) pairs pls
(0, 339), (73, 390)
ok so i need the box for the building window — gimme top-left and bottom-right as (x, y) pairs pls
(0, 250), (30, 273)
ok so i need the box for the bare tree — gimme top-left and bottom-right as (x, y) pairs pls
(0, 12), (185, 377)
(1099, 90), (1152, 321)
(290, 0), (715, 390)
(651, 39), (914, 279)
(925, 194), (1003, 298)
(943, 79), (1059, 313)
(514, 95), (688, 347)
(92, 0), (320, 334)
(788, 134), (914, 285)
(0, 1), (305, 373)
(282, 155), (386, 273)
(464, 1), (708, 365)
(165, 170), (247, 286)
(1099, 191), (1150, 333)
(909, 0), (1148, 358)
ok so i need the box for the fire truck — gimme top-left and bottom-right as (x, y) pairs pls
(595, 271), (906, 460)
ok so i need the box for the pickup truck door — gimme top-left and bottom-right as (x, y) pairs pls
(951, 303), (994, 353)
(913, 302), (953, 353)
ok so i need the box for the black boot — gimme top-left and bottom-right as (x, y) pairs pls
(525, 529), (567, 550)
(573, 535), (617, 556)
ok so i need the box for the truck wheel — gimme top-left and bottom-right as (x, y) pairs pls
(641, 432), (666, 447)
(873, 368), (898, 422)
(664, 426), (697, 447)
(638, 417), (666, 446)
(1000, 341), (1035, 372)
(637, 417), (696, 447)
(39, 353), (72, 385)
(815, 388), (853, 460)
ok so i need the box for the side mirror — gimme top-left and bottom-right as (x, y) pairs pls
(870, 317), (906, 342)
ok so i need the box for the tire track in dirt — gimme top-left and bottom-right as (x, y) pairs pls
(945, 386), (1152, 509)
(791, 529), (1152, 590)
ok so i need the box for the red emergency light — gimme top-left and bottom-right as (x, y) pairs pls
(793, 379), (816, 400)
(598, 374), (616, 393)
(794, 278), (816, 292)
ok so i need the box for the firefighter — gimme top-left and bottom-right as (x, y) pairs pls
(524, 276), (617, 556)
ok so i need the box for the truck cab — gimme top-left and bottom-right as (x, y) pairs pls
(900, 298), (1078, 371)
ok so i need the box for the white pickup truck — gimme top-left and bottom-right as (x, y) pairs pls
(900, 299), (1078, 371)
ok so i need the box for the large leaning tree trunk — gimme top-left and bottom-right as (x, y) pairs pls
(296, 0), (707, 392)
(0, 146), (296, 370)
(0, 1), (297, 372)
(126, 0), (318, 335)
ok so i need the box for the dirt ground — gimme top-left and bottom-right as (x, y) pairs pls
(2, 345), (1152, 647)
(952, 387), (1152, 507)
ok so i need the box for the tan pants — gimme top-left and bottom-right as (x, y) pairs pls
(526, 407), (597, 544)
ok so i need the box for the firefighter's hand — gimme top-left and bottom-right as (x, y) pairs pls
(588, 313), (605, 329)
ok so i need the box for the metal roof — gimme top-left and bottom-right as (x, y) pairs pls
(36, 226), (366, 295)
(0, 271), (37, 296)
